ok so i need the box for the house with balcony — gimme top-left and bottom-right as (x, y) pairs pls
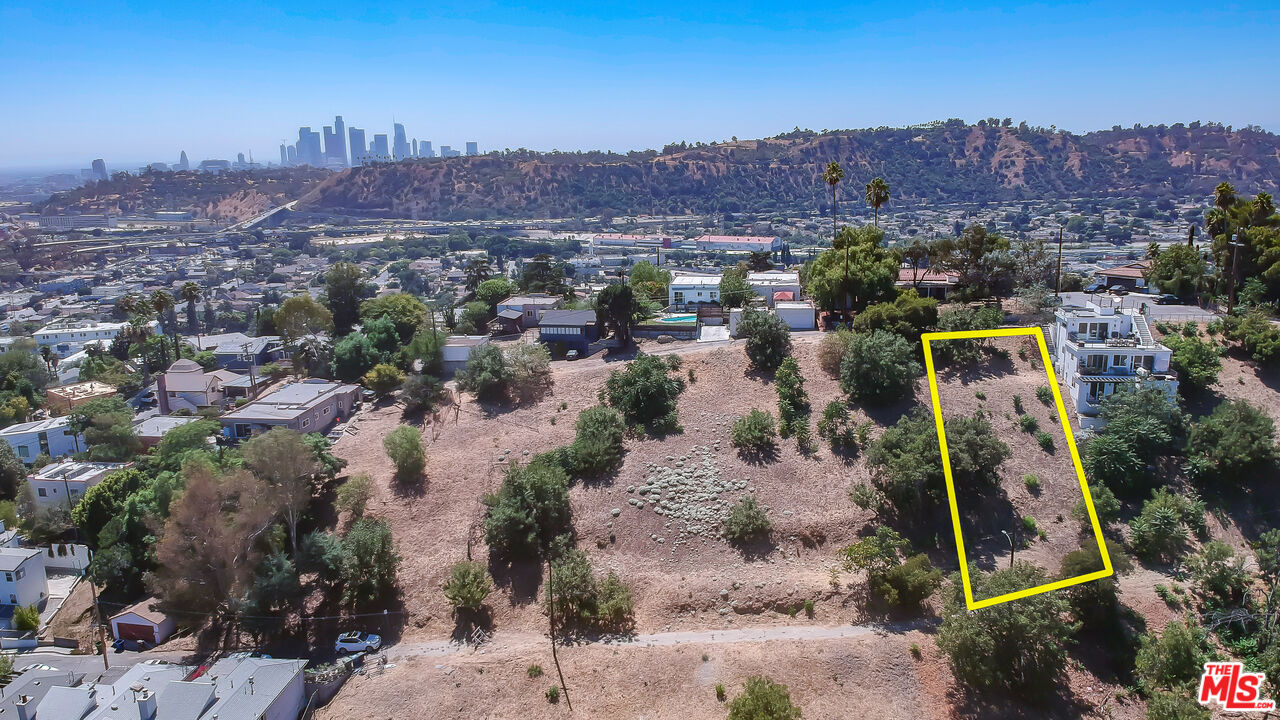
(1051, 298), (1178, 429)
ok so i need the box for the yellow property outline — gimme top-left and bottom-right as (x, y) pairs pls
(920, 326), (1113, 610)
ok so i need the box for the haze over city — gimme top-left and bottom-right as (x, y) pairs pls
(2, 0), (1279, 169)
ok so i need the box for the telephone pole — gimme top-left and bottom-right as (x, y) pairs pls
(1227, 235), (1244, 314)
(1055, 226), (1064, 298)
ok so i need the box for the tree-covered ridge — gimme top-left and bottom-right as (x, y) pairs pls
(298, 120), (1280, 219)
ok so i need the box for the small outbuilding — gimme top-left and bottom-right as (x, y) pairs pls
(110, 597), (177, 646)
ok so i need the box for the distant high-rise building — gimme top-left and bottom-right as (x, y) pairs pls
(279, 144), (288, 166)
(297, 127), (323, 166)
(371, 134), (390, 161)
(348, 127), (367, 166)
(392, 123), (410, 160)
(177, 150), (189, 171)
(237, 152), (246, 165)
(465, 142), (478, 156)
(286, 145), (297, 164)
(412, 139), (418, 157)
(323, 125), (338, 161)
(332, 115), (347, 166)
(439, 146), (461, 158)
(91, 159), (107, 181)
(420, 141), (434, 158)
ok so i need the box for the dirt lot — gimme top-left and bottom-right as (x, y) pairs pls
(319, 329), (1275, 719)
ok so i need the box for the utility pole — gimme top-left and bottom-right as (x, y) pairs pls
(88, 579), (109, 670)
(1227, 234), (1243, 315)
(1055, 226), (1064, 298)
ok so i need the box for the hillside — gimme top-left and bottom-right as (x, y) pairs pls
(298, 121), (1280, 219)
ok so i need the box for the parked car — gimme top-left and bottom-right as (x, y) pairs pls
(1154, 294), (1183, 305)
(1108, 285), (1129, 295)
(1083, 282), (1106, 293)
(16, 663), (58, 673)
(335, 631), (382, 654)
(565, 349), (580, 361)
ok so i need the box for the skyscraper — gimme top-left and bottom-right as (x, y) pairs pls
(371, 134), (390, 161)
(279, 144), (288, 166)
(348, 126), (367, 166)
(412, 139), (418, 157)
(420, 141), (434, 158)
(465, 142), (478, 156)
(91, 159), (107, 181)
(323, 125), (339, 163)
(392, 123), (410, 160)
(286, 145), (297, 164)
(332, 115), (347, 166)
(297, 127), (322, 166)
(177, 150), (189, 171)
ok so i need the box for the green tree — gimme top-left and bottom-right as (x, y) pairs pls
(595, 283), (639, 344)
(179, 282), (202, 335)
(0, 443), (26, 500)
(822, 161), (844, 244)
(937, 562), (1076, 694)
(332, 332), (380, 382)
(335, 472), (373, 519)
(442, 560), (493, 614)
(864, 176), (890, 228)
(804, 226), (897, 312)
(71, 468), (146, 546)
(1184, 540), (1251, 608)
(242, 427), (322, 560)
(474, 277), (514, 312)
(850, 290), (938, 342)
(483, 459), (571, 557)
(600, 353), (685, 431)
(718, 267), (753, 309)
(738, 310), (791, 371)
(1129, 489), (1205, 562)
(383, 426), (426, 484)
(1146, 244), (1207, 299)
(1161, 335), (1221, 392)
(936, 224), (1014, 299)
(360, 292), (429, 344)
(568, 406), (626, 478)
(1186, 399), (1278, 482)
(727, 676), (802, 720)
(867, 409), (1008, 516)
(455, 343), (509, 401)
(839, 330), (920, 404)
(340, 517), (399, 607)
(274, 294), (334, 343)
(325, 262), (369, 336)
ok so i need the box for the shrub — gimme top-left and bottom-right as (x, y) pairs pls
(738, 310), (792, 371)
(1023, 474), (1040, 491)
(817, 400), (857, 451)
(1134, 619), (1209, 692)
(817, 328), (856, 377)
(1035, 386), (1053, 405)
(938, 562), (1074, 695)
(723, 496), (771, 543)
(732, 410), (777, 453)
(505, 343), (552, 401)
(716, 684), (726, 702)
(484, 460), (571, 557)
(872, 554), (943, 609)
(1060, 537), (1132, 628)
(442, 560), (493, 613)
(839, 330), (921, 404)
(400, 372), (445, 413)
(1184, 540), (1250, 608)
(527, 664), (543, 678)
(545, 686), (560, 703)
(12, 603), (40, 631)
(1224, 308), (1280, 365)
(774, 357), (809, 435)
(456, 344), (509, 401)
(335, 472), (373, 518)
(1186, 399), (1278, 482)
(1019, 414), (1038, 433)
(1145, 691), (1211, 720)
(1162, 335), (1222, 391)
(383, 426), (426, 483)
(850, 290), (939, 341)
(1071, 483), (1121, 529)
(1022, 515), (1038, 533)
(339, 518), (400, 607)
(1035, 431), (1054, 452)
(600, 353), (685, 431)
(568, 406), (626, 477)
(545, 545), (634, 632)
(727, 676), (802, 720)
(361, 363), (405, 398)
(932, 307), (1002, 364)
(910, 643), (923, 659)
(1129, 489), (1205, 562)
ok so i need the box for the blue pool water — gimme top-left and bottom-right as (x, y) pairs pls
(659, 314), (697, 323)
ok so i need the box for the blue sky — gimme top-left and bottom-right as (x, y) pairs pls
(2, 0), (1278, 169)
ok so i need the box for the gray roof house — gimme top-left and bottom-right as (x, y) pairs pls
(220, 380), (360, 440)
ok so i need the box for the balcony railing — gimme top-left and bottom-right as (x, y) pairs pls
(1067, 331), (1137, 348)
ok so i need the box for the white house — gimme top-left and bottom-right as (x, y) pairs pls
(28, 460), (129, 510)
(668, 272), (722, 307)
(0, 547), (48, 610)
(33, 319), (155, 358)
(747, 270), (802, 307)
(0, 416), (84, 461)
(775, 301), (817, 330)
(443, 336), (490, 373)
(1051, 298), (1178, 429)
(157, 359), (245, 414)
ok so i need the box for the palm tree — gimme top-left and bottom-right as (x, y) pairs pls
(151, 290), (175, 335)
(179, 282), (202, 336)
(1214, 181), (1237, 218)
(822, 161), (844, 245)
(865, 177), (890, 228)
(39, 346), (54, 377)
(464, 259), (492, 293)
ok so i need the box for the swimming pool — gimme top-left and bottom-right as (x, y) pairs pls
(658, 314), (698, 323)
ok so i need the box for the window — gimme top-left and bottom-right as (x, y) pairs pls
(16, 446), (28, 458)
(322, 405), (332, 414)
(4, 573), (11, 583)
(301, 418), (311, 429)
(37, 488), (46, 497)
(15, 569), (23, 580)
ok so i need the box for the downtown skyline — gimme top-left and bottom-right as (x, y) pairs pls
(2, 0), (1279, 169)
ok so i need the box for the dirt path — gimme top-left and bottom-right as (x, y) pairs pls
(383, 619), (936, 661)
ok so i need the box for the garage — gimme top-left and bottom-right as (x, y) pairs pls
(109, 597), (176, 646)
